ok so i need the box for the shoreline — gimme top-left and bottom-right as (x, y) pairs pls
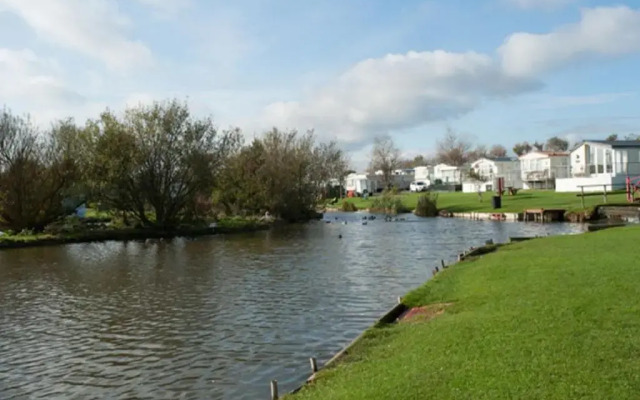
(286, 240), (503, 397)
(286, 224), (637, 399)
(0, 224), (272, 251)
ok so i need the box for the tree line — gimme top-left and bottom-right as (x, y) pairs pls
(0, 100), (348, 232)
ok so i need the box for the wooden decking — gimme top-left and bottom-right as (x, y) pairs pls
(523, 208), (566, 222)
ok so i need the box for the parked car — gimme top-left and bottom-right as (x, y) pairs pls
(410, 181), (428, 192)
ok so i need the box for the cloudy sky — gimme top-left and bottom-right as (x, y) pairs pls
(1, 0), (640, 168)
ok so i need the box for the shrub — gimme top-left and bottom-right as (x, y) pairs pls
(340, 201), (358, 212)
(414, 192), (438, 217)
(370, 190), (410, 215)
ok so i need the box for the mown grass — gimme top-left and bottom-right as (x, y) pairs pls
(343, 190), (629, 213)
(289, 226), (640, 399)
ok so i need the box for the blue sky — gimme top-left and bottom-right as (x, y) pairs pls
(1, 0), (640, 168)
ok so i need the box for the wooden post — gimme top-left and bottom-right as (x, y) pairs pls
(435, 266), (439, 273)
(397, 296), (402, 304)
(441, 259), (447, 269)
(581, 186), (585, 209)
(603, 185), (608, 203)
(432, 269), (437, 276)
(310, 357), (318, 374)
(270, 380), (279, 400)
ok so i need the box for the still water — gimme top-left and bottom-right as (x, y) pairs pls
(0, 213), (585, 399)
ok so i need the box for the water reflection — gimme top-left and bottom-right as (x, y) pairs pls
(0, 214), (585, 399)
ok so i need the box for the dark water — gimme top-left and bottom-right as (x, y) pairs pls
(0, 213), (585, 399)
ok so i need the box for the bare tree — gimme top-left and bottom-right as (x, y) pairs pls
(466, 145), (488, 162)
(369, 135), (400, 189)
(533, 141), (544, 151)
(545, 136), (569, 152)
(489, 145), (508, 158)
(436, 128), (472, 166)
(624, 133), (640, 141)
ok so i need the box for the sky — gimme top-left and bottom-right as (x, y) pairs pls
(1, 0), (640, 169)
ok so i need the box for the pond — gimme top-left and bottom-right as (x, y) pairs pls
(0, 213), (586, 399)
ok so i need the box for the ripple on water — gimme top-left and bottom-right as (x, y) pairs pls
(0, 215), (586, 399)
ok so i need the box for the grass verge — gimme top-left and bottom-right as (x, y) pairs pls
(289, 226), (640, 399)
(342, 190), (629, 214)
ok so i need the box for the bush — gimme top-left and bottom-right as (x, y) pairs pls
(340, 201), (358, 212)
(370, 190), (410, 215)
(414, 193), (438, 217)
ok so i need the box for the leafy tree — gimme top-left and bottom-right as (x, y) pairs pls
(436, 128), (472, 166)
(512, 142), (532, 156)
(369, 135), (400, 189)
(533, 141), (544, 151)
(216, 129), (347, 221)
(545, 136), (569, 152)
(0, 109), (80, 231)
(84, 99), (241, 228)
(489, 145), (508, 158)
(606, 134), (618, 141)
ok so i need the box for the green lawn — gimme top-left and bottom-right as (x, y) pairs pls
(341, 190), (628, 213)
(289, 226), (640, 399)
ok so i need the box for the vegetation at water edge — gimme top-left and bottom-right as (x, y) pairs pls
(0, 101), (349, 236)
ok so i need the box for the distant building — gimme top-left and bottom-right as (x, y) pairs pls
(555, 140), (640, 192)
(433, 163), (466, 185)
(462, 157), (522, 193)
(344, 173), (379, 196)
(414, 165), (434, 182)
(519, 151), (570, 189)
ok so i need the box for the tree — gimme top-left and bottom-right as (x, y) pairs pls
(533, 141), (544, 151)
(512, 142), (532, 156)
(545, 136), (569, 152)
(606, 134), (618, 141)
(436, 129), (472, 166)
(0, 109), (80, 232)
(624, 133), (640, 141)
(369, 135), (400, 189)
(466, 145), (488, 162)
(215, 129), (348, 221)
(489, 145), (508, 158)
(84, 99), (242, 228)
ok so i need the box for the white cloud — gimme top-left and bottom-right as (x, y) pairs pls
(134, 0), (191, 16)
(261, 50), (540, 147)
(506, 0), (577, 10)
(0, 48), (108, 126)
(0, 0), (153, 70)
(500, 6), (640, 76)
(0, 48), (83, 106)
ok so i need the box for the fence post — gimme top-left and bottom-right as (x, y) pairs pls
(310, 357), (318, 374)
(603, 185), (608, 203)
(270, 380), (279, 400)
(580, 186), (585, 209)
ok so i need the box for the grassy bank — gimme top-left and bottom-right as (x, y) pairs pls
(342, 190), (628, 213)
(289, 226), (640, 399)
